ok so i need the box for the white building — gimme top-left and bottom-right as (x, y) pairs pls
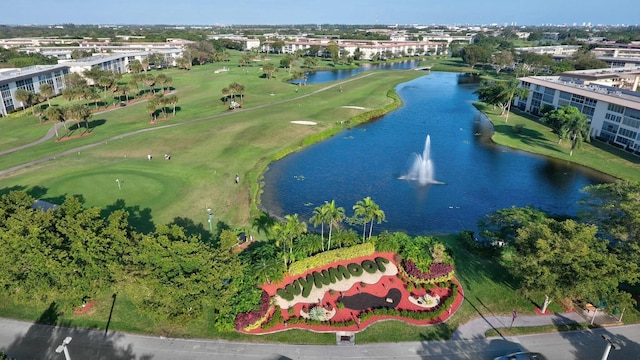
(266, 38), (445, 60)
(516, 71), (640, 154)
(0, 64), (70, 116)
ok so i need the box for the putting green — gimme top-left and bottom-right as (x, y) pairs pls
(40, 166), (184, 213)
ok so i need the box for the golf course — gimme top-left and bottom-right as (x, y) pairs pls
(0, 55), (425, 234)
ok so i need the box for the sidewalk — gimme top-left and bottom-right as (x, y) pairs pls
(452, 311), (586, 339)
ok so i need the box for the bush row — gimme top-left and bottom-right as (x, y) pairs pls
(287, 243), (375, 276)
(399, 259), (454, 284)
(234, 290), (272, 331)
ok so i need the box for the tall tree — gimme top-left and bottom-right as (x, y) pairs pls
(542, 106), (589, 154)
(45, 106), (65, 137)
(580, 181), (640, 263)
(38, 83), (53, 107)
(461, 44), (489, 69)
(322, 200), (345, 250)
(310, 205), (329, 251)
(262, 63), (276, 80)
(14, 89), (32, 111)
(353, 197), (385, 243)
(509, 218), (637, 314)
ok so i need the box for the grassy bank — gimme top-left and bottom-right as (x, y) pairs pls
(474, 103), (640, 182)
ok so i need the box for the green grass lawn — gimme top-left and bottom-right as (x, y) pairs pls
(474, 103), (640, 182)
(0, 62), (422, 232)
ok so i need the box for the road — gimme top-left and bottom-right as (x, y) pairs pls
(1, 317), (639, 360)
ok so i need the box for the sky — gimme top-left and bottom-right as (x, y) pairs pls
(1, 0), (638, 26)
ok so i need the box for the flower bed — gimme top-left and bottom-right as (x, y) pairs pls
(236, 252), (464, 334)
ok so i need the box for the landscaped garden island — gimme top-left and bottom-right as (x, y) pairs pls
(235, 245), (462, 334)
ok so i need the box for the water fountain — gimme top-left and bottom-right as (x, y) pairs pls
(402, 135), (442, 185)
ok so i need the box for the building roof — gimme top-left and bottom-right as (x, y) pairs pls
(520, 75), (640, 110)
(0, 64), (69, 84)
(560, 66), (640, 80)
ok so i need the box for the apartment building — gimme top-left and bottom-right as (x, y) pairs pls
(0, 64), (70, 117)
(516, 69), (640, 154)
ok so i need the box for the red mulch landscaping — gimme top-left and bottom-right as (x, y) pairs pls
(73, 300), (96, 315)
(242, 252), (464, 334)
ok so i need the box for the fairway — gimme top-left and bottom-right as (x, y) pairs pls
(0, 61), (424, 232)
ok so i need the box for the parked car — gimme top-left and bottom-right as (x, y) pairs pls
(493, 352), (547, 360)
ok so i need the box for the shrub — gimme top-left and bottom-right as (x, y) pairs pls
(288, 243), (375, 276)
(234, 290), (271, 330)
(400, 260), (454, 284)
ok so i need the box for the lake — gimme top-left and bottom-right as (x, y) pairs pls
(261, 71), (614, 235)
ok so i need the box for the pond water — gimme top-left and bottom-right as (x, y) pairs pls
(261, 72), (615, 235)
(296, 59), (422, 84)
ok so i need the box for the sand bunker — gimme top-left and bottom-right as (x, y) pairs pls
(341, 106), (365, 110)
(291, 121), (317, 125)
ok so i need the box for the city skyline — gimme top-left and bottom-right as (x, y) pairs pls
(2, 0), (638, 27)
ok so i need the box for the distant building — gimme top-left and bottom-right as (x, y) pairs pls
(0, 64), (70, 116)
(516, 68), (640, 155)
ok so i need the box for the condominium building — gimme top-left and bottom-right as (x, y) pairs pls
(516, 69), (640, 154)
(0, 64), (70, 117)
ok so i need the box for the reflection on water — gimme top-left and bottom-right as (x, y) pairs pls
(262, 72), (614, 235)
(296, 59), (422, 85)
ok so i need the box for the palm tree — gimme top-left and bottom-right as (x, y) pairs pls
(163, 76), (173, 94)
(270, 221), (290, 268)
(127, 60), (143, 74)
(323, 200), (345, 250)
(567, 111), (590, 156)
(45, 106), (64, 138)
(167, 94), (179, 116)
(39, 83), (54, 107)
(367, 203), (386, 241)
(502, 78), (529, 123)
(85, 88), (101, 109)
(262, 63), (276, 79)
(143, 74), (156, 95)
(236, 83), (246, 105)
(155, 73), (168, 93)
(146, 101), (157, 122)
(98, 76), (113, 100)
(141, 58), (150, 73)
(310, 205), (329, 250)
(14, 89), (32, 111)
(353, 197), (385, 242)
(284, 213), (307, 255)
(221, 87), (230, 106)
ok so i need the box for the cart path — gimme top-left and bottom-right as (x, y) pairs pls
(0, 74), (372, 177)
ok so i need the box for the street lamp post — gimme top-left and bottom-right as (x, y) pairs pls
(207, 208), (214, 233)
(55, 336), (72, 360)
(600, 335), (618, 360)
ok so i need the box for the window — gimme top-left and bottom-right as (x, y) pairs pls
(1, 83), (14, 111)
(605, 113), (622, 123)
(619, 127), (638, 139)
(582, 106), (595, 118)
(571, 94), (585, 104)
(584, 97), (597, 107)
(559, 91), (571, 100)
(622, 116), (640, 129)
(607, 103), (624, 114)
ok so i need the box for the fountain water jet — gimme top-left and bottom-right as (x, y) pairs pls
(401, 135), (443, 185)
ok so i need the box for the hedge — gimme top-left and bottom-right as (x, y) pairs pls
(287, 243), (375, 276)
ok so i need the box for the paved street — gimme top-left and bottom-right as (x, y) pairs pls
(1, 317), (639, 360)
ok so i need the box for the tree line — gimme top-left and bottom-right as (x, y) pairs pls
(475, 180), (640, 314)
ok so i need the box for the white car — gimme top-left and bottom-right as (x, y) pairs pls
(493, 352), (547, 360)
